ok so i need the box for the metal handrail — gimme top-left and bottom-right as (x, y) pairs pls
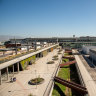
(43, 50), (64, 96)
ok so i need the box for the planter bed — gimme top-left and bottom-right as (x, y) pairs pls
(47, 61), (54, 64)
(53, 55), (58, 58)
(58, 52), (62, 54)
(28, 78), (44, 85)
(52, 58), (58, 61)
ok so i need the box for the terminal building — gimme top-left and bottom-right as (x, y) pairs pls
(89, 49), (96, 61)
(82, 45), (96, 54)
(3, 36), (96, 49)
(8, 36), (96, 43)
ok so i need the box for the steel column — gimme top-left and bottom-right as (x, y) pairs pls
(0, 70), (2, 85)
(13, 64), (14, 76)
(17, 62), (19, 73)
(6, 67), (9, 80)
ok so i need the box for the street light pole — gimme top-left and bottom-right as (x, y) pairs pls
(14, 37), (17, 55)
(35, 70), (37, 89)
(92, 55), (93, 65)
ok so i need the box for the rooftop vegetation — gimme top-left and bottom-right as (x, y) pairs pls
(47, 61), (54, 64)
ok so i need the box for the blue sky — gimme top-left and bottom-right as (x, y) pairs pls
(0, 0), (96, 37)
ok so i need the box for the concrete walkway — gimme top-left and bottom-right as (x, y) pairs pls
(0, 49), (63, 96)
(72, 49), (96, 96)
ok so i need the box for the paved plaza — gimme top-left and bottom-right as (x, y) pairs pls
(0, 49), (63, 96)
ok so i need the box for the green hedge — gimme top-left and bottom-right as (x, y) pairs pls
(42, 50), (48, 56)
(20, 55), (36, 70)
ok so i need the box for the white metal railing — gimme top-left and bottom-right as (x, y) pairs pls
(43, 50), (64, 96)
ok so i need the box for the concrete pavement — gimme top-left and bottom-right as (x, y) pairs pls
(0, 48), (63, 96)
(73, 49), (96, 96)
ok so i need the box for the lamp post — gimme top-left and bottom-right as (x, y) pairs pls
(35, 70), (37, 89)
(92, 54), (94, 65)
(14, 37), (17, 55)
(47, 59), (49, 71)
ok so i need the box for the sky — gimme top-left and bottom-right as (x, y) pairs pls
(0, 0), (96, 38)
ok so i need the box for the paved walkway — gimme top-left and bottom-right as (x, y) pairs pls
(0, 49), (63, 96)
(82, 55), (96, 83)
(72, 49), (96, 96)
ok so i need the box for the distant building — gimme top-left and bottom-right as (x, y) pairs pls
(5, 43), (21, 48)
(9, 36), (96, 43)
(89, 49), (96, 61)
(82, 45), (96, 54)
(78, 36), (96, 42)
(73, 35), (75, 38)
